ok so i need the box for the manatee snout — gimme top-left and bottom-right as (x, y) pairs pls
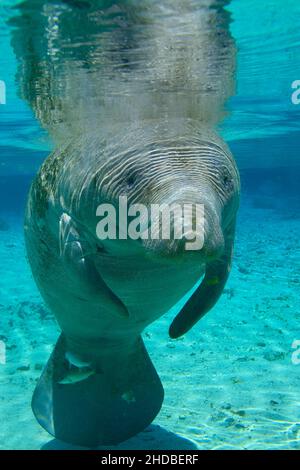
(142, 189), (225, 261)
(126, 142), (235, 262)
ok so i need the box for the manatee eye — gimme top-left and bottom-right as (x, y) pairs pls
(221, 169), (234, 192)
(126, 174), (136, 189)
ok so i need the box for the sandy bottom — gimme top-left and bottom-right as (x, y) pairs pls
(0, 193), (299, 450)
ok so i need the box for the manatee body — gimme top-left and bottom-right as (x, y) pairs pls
(24, 120), (240, 446)
(14, 0), (240, 447)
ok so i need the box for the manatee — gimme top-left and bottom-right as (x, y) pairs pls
(13, 0), (240, 446)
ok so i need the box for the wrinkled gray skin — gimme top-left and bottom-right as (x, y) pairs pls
(26, 122), (239, 343)
(14, 0), (240, 446)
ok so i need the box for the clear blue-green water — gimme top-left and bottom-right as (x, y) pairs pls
(0, 0), (299, 450)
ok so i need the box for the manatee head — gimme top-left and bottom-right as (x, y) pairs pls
(64, 128), (239, 267)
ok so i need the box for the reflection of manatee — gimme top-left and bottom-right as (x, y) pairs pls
(13, 0), (240, 446)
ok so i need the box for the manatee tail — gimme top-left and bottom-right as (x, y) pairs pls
(32, 334), (164, 447)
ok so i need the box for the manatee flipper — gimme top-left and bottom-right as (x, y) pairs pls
(59, 212), (101, 291)
(169, 222), (236, 339)
(59, 212), (128, 317)
(32, 334), (164, 447)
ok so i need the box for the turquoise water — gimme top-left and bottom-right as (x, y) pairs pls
(0, 0), (300, 450)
